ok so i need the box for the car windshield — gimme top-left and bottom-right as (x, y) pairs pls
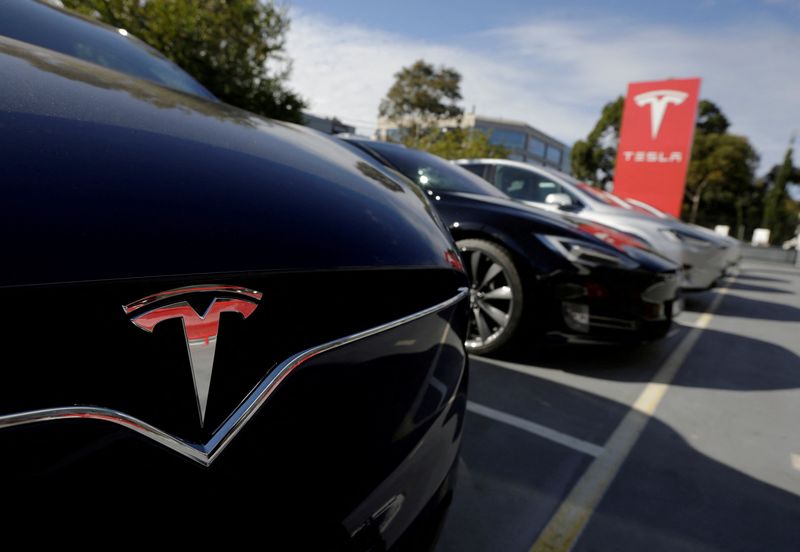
(359, 142), (508, 198)
(0, 0), (215, 99)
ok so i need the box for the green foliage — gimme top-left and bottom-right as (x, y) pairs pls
(61, 0), (305, 122)
(379, 60), (463, 140)
(682, 100), (758, 232)
(570, 96), (624, 187)
(683, 132), (759, 227)
(378, 60), (503, 160)
(738, 179), (769, 240)
(695, 100), (730, 134)
(761, 144), (800, 244)
(410, 128), (508, 160)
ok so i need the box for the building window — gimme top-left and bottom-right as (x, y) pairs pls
(479, 126), (526, 150)
(545, 145), (562, 165)
(527, 137), (546, 158)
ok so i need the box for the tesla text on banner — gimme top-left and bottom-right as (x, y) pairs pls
(613, 78), (701, 217)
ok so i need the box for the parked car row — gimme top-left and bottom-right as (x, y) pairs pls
(339, 139), (683, 354)
(457, 159), (735, 290)
(0, 0), (738, 547)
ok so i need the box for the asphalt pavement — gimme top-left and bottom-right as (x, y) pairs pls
(437, 260), (800, 552)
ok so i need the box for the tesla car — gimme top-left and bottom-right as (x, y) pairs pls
(624, 197), (742, 273)
(458, 158), (730, 290)
(341, 138), (681, 354)
(0, 9), (469, 549)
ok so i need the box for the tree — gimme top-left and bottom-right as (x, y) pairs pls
(61, 0), (305, 122)
(570, 97), (624, 188)
(739, 178), (769, 241)
(761, 141), (800, 244)
(680, 100), (758, 229)
(377, 60), (506, 159)
(379, 60), (463, 141)
(415, 128), (508, 160)
(683, 132), (758, 225)
(695, 100), (730, 134)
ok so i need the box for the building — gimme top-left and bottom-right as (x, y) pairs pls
(376, 113), (571, 173)
(302, 112), (356, 135)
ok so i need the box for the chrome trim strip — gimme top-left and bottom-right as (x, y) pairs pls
(0, 407), (209, 464)
(122, 284), (263, 315)
(0, 288), (468, 467)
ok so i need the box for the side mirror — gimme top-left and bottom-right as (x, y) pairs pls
(545, 193), (574, 209)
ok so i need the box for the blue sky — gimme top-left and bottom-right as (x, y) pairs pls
(285, 0), (800, 173)
(288, 0), (800, 40)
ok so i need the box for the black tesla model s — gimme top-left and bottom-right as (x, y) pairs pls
(0, 2), (469, 548)
(341, 138), (681, 354)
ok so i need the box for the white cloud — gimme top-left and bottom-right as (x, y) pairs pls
(286, 11), (800, 171)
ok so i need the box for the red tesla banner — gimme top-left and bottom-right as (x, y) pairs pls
(613, 78), (701, 217)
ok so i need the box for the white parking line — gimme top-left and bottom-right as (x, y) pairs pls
(467, 401), (604, 458)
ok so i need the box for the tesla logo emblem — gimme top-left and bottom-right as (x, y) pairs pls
(634, 89), (688, 139)
(123, 285), (262, 427)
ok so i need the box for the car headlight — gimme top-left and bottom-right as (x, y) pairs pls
(539, 235), (639, 270)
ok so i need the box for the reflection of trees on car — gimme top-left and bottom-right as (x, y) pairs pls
(3, 39), (267, 128)
(62, 0), (306, 122)
(354, 162), (405, 193)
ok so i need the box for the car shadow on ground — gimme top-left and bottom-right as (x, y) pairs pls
(489, 325), (800, 391)
(720, 281), (794, 294)
(489, 267), (800, 390)
(492, 338), (671, 384)
(734, 273), (791, 284)
(438, 366), (800, 552)
(682, 292), (800, 322)
(739, 266), (799, 277)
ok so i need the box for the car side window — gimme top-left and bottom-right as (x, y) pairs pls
(493, 166), (563, 203)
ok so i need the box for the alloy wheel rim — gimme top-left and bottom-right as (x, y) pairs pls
(462, 248), (514, 350)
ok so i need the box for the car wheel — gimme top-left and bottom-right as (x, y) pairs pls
(457, 239), (524, 354)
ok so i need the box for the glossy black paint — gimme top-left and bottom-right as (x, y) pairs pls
(0, 35), (468, 547)
(0, 0), (215, 99)
(0, 38), (457, 287)
(342, 138), (681, 340)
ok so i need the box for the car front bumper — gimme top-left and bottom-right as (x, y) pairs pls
(540, 269), (680, 340)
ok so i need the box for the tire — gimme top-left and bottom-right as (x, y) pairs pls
(641, 319), (671, 341)
(457, 239), (524, 355)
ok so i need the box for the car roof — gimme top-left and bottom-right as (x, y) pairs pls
(457, 156), (587, 184)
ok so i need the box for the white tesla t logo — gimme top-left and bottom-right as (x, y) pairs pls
(634, 89), (688, 139)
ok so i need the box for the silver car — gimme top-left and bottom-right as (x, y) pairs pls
(624, 197), (742, 273)
(456, 158), (730, 290)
